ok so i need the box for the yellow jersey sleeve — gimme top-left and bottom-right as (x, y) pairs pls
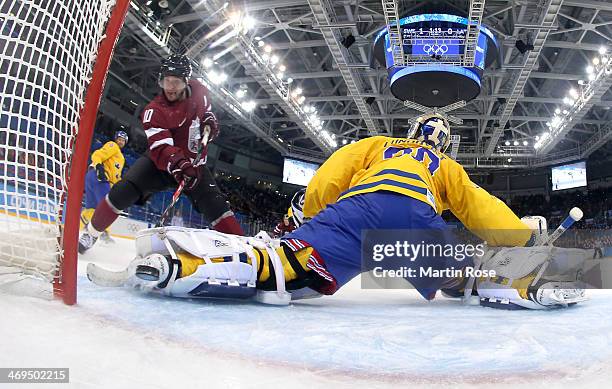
(435, 158), (532, 246)
(90, 141), (119, 166)
(304, 137), (385, 218)
(91, 141), (125, 185)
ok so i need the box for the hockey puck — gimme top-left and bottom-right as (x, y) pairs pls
(135, 265), (160, 281)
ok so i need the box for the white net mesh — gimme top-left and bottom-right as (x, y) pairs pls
(0, 0), (117, 282)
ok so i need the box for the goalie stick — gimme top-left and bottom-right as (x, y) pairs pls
(542, 207), (583, 246)
(86, 262), (129, 287)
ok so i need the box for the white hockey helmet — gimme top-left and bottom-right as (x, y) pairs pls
(407, 113), (451, 152)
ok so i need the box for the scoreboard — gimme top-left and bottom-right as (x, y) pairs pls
(372, 14), (499, 106)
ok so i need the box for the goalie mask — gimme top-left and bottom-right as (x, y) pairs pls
(290, 188), (306, 227)
(407, 113), (451, 152)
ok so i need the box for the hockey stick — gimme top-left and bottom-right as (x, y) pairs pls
(157, 127), (210, 228)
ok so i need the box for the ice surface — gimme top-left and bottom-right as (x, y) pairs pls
(1, 235), (612, 388)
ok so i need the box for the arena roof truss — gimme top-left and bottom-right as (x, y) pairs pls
(107, 0), (612, 167)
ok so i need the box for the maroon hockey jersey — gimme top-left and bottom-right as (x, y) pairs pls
(141, 79), (213, 171)
(273, 221), (296, 238)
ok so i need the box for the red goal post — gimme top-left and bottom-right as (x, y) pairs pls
(0, 0), (131, 305)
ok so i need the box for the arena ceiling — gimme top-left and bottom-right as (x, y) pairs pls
(104, 0), (612, 169)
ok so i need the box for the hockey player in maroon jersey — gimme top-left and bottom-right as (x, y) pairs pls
(79, 54), (244, 253)
(272, 211), (296, 238)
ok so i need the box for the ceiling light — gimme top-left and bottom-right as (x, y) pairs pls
(523, 140), (528, 146)
(569, 88), (578, 98)
(599, 46), (607, 55)
(286, 77), (294, 84)
(342, 139), (347, 145)
(264, 45), (272, 53)
(555, 108), (561, 114)
(236, 89), (246, 99)
(242, 16), (256, 31)
(257, 40), (265, 47)
(513, 140), (519, 146)
(202, 57), (213, 68)
(279, 65), (286, 72)
(505, 141), (510, 146)
(241, 100), (256, 112)
(593, 57), (600, 66)
(229, 11), (242, 26)
(586, 65), (594, 74)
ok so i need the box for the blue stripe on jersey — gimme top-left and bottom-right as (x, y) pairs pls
(373, 169), (425, 182)
(339, 178), (428, 198)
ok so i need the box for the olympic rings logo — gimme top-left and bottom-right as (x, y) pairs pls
(422, 44), (449, 55)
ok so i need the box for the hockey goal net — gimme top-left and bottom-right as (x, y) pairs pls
(0, 0), (130, 304)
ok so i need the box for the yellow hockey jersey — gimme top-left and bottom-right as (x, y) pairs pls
(90, 141), (125, 185)
(304, 136), (531, 247)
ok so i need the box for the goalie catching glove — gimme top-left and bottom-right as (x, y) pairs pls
(469, 245), (591, 310)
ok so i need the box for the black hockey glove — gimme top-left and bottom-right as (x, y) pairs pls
(95, 164), (107, 182)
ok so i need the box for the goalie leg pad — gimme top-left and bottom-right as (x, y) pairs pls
(134, 227), (292, 304)
(170, 261), (257, 299)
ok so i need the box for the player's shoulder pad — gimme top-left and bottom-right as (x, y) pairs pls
(357, 135), (394, 146)
(104, 141), (118, 149)
(188, 78), (208, 96)
(141, 97), (169, 125)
